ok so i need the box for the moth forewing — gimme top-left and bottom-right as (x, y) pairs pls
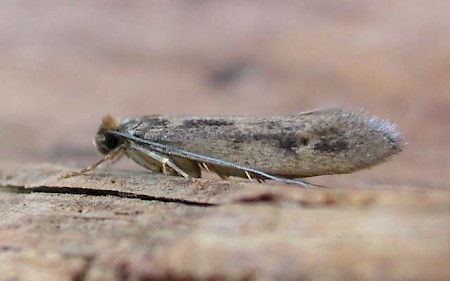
(62, 108), (403, 187)
(116, 108), (403, 177)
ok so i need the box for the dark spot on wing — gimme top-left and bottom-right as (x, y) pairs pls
(143, 117), (171, 127)
(279, 133), (298, 152)
(314, 139), (348, 153)
(181, 119), (234, 128)
(230, 131), (310, 153)
(250, 133), (266, 141)
(231, 134), (246, 144)
(299, 137), (309, 146)
(313, 126), (340, 137)
(279, 133), (310, 153)
(266, 120), (281, 130)
(310, 125), (349, 153)
(230, 132), (272, 144)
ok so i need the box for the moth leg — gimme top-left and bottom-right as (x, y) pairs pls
(244, 170), (266, 183)
(161, 162), (169, 175)
(130, 144), (192, 179)
(200, 162), (211, 172)
(147, 151), (191, 179)
(244, 171), (255, 182)
(109, 149), (125, 165)
(198, 162), (229, 180)
(59, 147), (124, 179)
(165, 160), (191, 178)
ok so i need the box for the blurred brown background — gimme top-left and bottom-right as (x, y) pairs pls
(1, 0), (449, 189)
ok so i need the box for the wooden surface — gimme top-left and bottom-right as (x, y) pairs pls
(1, 166), (450, 280)
(1, 1), (449, 280)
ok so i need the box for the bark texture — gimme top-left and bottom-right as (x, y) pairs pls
(1, 166), (449, 281)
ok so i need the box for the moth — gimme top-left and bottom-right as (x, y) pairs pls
(63, 108), (403, 187)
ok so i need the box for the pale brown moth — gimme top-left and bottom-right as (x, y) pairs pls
(63, 108), (403, 187)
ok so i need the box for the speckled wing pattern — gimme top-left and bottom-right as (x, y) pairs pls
(115, 108), (403, 179)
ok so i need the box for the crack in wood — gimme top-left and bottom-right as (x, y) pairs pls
(2, 185), (217, 207)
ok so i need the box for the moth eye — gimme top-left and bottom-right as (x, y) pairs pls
(104, 133), (119, 150)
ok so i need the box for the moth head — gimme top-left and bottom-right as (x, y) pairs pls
(95, 115), (123, 154)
